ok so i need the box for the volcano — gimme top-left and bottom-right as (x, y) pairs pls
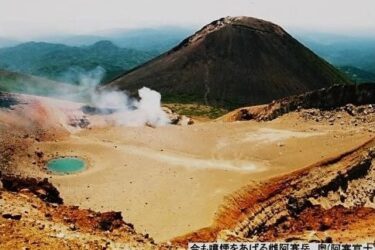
(106, 16), (351, 109)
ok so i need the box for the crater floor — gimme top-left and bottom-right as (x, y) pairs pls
(35, 115), (373, 241)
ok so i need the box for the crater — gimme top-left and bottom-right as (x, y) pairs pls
(47, 157), (86, 175)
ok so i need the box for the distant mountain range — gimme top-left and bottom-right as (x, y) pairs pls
(0, 41), (158, 84)
(0, 27), (194, 52)
(47, 27), (195, 53)
(0, 37), (20, 48)
(1, 27), (374, 85)
(294, 32), (375, 82)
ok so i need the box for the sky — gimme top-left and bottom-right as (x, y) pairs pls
(0, 0), (374, 39)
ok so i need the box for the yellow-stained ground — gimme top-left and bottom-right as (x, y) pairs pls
(26, 113), (373, 242)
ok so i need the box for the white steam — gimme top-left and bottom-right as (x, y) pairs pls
(62, 66), (170, 127)
(59, 66), (105, 88)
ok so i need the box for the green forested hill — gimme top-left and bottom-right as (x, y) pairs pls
(0, 40), (158, 84)
(0, 68), (83, 100)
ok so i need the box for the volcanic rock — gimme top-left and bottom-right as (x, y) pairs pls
(162, 107), (194, 125)
(107, 16), (350, 109)
(0, 173), (63, 204)
(2, 213), (22, 220)
(223, 83), (375, 122)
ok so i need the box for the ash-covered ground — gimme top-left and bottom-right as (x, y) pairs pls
(0, 84), (374, 249)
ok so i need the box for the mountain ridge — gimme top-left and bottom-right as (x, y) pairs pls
(0, 41), (158, 84)
(107, 16), (351, 109)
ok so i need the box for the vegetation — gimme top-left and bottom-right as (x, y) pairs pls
(164, 102), (228, 119)
(296, 33), (375, 78)
(338, 66), (375, 83)
(0, 41), (159, 84)
(162, 93), (232, 118)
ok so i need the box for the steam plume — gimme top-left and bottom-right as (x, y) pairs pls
(62, 66), (170, 127)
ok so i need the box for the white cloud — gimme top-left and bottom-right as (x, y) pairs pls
(0, 0), (374, 38)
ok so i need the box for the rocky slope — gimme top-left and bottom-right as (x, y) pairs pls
(107, 16), (350, 109)
(0, 174), (157, 249)
(221, 83), (375, 122)
(172, 138), (375, 246)
(1, 86), (374, 249)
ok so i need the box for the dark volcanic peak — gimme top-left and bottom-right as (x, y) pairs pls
(107, 16), (351, 108)
(173, 16), (286, 52)
(224, 16), (285, 33)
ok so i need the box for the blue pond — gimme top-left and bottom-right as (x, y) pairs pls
(47, 157), (86, 174)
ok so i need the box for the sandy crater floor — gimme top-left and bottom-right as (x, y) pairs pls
(32, 115), (373, 242)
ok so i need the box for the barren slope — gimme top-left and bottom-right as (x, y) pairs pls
(1, 90), (374, 248)
(107, 16), (350, 108)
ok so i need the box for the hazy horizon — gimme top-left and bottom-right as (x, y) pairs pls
(0, 0), (374, 40)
